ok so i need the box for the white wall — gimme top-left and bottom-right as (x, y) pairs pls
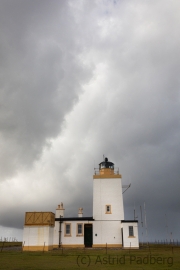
(93, 178), (124, 220)
(121, 222), (139, 248)
(53, 220), (60, 246)
(23, 226), (54, 250)
(93, 220), (122, 246)
(53, 220), (123, 247)
(61, 221), (84, 246)
(54, 221), (90, 246)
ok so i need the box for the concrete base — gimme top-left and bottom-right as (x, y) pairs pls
(93, 244), (122, 248)
(23, 245), (53, 251)
(122, 247), (139, 249)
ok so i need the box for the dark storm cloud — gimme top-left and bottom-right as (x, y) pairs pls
(0, 0), (92, 179)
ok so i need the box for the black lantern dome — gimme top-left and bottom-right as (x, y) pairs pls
(99, 157), (114, 170)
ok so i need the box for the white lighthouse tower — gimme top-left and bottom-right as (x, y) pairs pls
(92, 157), (124, 247)
(93, 157), (124, 221)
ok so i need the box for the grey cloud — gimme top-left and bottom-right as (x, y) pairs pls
(0, 0), (92, 179)
(0, 0), (180, 242)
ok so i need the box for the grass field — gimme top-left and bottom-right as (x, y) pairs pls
(0, 244), (179, 270)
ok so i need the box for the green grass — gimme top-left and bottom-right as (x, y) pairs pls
(0, 244), (180, 270)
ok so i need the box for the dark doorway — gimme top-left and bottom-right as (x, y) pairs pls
(84, 224), (93, 247)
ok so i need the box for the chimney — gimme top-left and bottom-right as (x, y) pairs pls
(78, 207), (83, 217)
(55, 202), (65, 218)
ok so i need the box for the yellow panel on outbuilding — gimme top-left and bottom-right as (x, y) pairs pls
(24, 212), (55, 226)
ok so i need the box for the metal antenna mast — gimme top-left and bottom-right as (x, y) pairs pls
(134, 202), (138, 220)
(140, 205), (143, 227)
(165, 214), (169, 244)
(140, 205), (144, 246)
(144, 202), (148, 245)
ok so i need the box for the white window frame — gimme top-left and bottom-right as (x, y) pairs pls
(76, 223), (83, 236)
(129, 226), (134, 237)
(64, 223), (71, 237)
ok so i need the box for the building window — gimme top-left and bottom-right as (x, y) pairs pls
(65, 223), (71, 236)
(129, 226), (134, 236)
(78, 224), (82, 234)
(105, 205), (112, 214)
(77, 223), (83, 236)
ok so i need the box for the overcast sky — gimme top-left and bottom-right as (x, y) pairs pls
(0, 0), (180, 242)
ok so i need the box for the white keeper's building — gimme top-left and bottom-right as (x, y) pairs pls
(23, 157), (139, 251)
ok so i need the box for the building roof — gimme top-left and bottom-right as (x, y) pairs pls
(55, 217), (138, 222)
(55, 217), (94, 221)
(121, 220), (138, 223)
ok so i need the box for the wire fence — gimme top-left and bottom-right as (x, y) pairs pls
(1, 241), (180, 254)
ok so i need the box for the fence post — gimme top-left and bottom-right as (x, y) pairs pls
(1, 242), (5, 252)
